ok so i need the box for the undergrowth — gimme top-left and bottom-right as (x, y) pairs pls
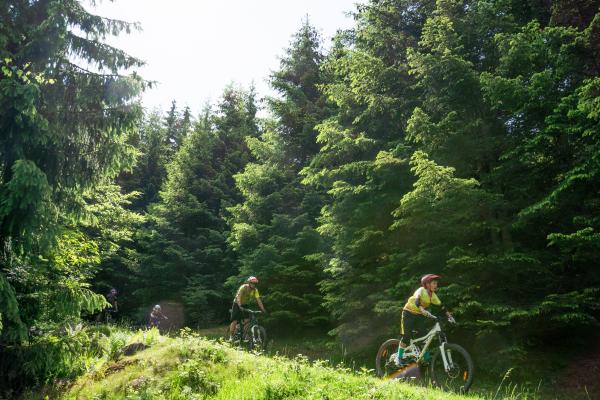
(23, 328), (555, 400)
(0, 324), (160, 399)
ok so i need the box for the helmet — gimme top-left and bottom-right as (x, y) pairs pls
(153, 304), (161, 311)
(110, 288), (117, 294)
(421, 274), (441, 287)
(247, 276), (259, 284)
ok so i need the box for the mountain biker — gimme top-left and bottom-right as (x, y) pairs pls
(149, 304), (168, 328)
(98, 288), (118, 323)
(397, 274), (454, 362)
(106, 288), (118, 312)
(229, 276), (266, 340)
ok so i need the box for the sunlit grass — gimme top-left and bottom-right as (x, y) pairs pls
(25, 328), (498, 400)
(22, 326), (571, 399)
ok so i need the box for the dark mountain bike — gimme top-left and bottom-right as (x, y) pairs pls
(230, 309), (267, 352)
(375, 316), (474, 393)
(96, 308), (117, 324)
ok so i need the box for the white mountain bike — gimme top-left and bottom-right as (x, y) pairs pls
(375, 316), (474, 393)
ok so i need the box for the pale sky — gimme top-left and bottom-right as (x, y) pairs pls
(88, 0), (360, 115)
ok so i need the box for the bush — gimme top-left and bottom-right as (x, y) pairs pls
(0, 323), (158, 396)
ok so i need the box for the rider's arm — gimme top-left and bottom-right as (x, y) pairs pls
(235, 286), (244, 306)
(414, 288), (434, 318)
(256, 297), (266, 313)
(419, 306), (436, 319)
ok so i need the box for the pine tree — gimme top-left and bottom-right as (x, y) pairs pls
(228, 21), (333, 331)
(0, 0), (144, 341)
(137, 87), (258, 326)
(301, 0), (433, 345)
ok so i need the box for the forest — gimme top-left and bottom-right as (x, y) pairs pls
(1, 0), (599, 397)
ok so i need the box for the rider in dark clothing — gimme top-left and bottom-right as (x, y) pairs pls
(98, 288), (118, 323)
(106, 288), (118, 311)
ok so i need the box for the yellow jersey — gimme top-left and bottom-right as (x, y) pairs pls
(403, 287), (441, 315)
(235, 284), (260, 305)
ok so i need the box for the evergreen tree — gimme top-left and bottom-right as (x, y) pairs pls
(228, 21), (332, 331)
(305, 0), (600, 375)
(164, 100), (190, 155)
(137, 87), (258, 326)
(0, 0), (143, 341)
(118, 110), (170, 210)
(301, 0), (432, 345)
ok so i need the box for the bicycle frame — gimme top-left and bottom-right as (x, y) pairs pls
(403, 321), (453, 372)
(235, 310), (260, 340)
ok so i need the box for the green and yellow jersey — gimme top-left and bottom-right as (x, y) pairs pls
(235, 283), (260, 305)
(403, 287), (441, 315)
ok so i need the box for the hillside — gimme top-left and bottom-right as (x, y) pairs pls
(26, 330), (485, 400)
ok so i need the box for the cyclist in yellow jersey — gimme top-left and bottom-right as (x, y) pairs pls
(397, 274), (454, 361)
(229, 276), (267, 340)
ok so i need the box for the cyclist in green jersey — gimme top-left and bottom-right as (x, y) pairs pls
(229, 276), (267, 340)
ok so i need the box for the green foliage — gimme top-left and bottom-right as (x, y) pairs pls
(1, 0), (599, 393)
(136, 87), (258, 326)
(0, 0), (144, 343)
(52, 334), (489, 400)
(299, 0), (600, 378)
(228, 21), (332, 331)
(2, 324), (158, 396)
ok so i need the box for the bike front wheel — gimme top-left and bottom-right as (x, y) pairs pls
(248, 325), (267, 351)
(430, 343), (474, 393)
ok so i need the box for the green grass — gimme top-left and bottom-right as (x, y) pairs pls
(24, 328), (550, 400)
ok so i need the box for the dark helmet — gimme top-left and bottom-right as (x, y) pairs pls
(421, 274), (441, 287)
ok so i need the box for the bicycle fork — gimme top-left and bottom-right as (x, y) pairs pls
(438, 342), (454, 372)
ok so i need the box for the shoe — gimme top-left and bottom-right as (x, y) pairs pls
(423, 351), (431, 361)
(397, 347), (405, 360)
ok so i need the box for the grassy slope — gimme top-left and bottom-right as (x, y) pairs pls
(30, 332), (483, 400)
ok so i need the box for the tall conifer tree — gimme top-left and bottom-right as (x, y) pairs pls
(228, 21), (332, 331)
(0, 0), (144, 341)
(137, 87), (258, 325)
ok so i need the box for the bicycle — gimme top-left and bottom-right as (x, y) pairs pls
(375, 316), (474, 393)
(229, 309), (267, 352)
(96, 308), (117, 324)
(149, 315), (168, 332)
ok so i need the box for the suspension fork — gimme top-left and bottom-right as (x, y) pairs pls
(438, 339), (454, 372)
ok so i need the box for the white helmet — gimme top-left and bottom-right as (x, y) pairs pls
(153, 304), (161, 311)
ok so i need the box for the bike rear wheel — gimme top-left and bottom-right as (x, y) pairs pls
(375, 338), (401, 378)
(430, 343), (474, 393)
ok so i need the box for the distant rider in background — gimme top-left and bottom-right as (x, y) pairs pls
(149, 304), (168, 329)
(229, 276), (266, 340)
(98, 287), (118, 323)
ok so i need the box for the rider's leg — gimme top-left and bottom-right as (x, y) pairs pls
(242, 318), (250, 339)
(398, 311), (416, 358)
(230, 303), (241, 338)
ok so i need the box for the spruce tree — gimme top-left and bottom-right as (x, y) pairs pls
(0, 0), (143, 341)
(228, 21), (333, 331)
(301, 0), (432, 344)
(137, 87), (258, 326)
(306, 0), (600, 375)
